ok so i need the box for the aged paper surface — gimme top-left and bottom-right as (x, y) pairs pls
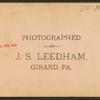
(0, 3), (100, 97)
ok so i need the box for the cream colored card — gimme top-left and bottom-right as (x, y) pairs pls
(0, 3), (100, 97)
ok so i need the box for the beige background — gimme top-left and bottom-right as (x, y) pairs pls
(0, 3), (100, 96)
